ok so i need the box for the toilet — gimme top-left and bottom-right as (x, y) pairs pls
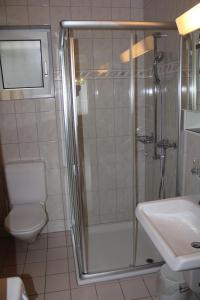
(4, 161), (47, 243)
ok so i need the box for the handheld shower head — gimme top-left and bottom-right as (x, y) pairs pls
(154, 51), (164, 63)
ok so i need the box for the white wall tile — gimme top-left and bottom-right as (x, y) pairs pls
(2, 143), (20, 163)
(81, 109), (96, 138)
(111, 7), (130, 20)
(93, 38), (112, 70)
(112, 38), (130, 70)
(131, 7), (143, 20)
(99, 189), (117, 216)
(75, 38), (93, 70)
(6, 6), (28, 25)
(70, 0), (91, 6)
(28, 0), (49, 6)
(16, 113), (37, 142)
(131, 0), (143, 8)
(37, 111), (57, 141)
(114, 78), (130, 107)
(0, 114), (18, 144)
(15, 100), (36, 113)
(19, 142), (40, 160)
(5, 0), (27, 5)
(36, 98), (55, 112)
(28, 6), (50, 25)
(0, 101), (15, 114)
(46, 168), (62, 195)
(50, 6), (70, 31)
(46, 195), (64, 220)
(39, 141), (60, 169)
(114, 108), (131, 136)
(95, 79), (114, 109)
(96, 109), (114, 138)
(0, 6), (6, 24)
(50, 0), (70, 6)
(92, 0), (111, 7)
(91, 7), (111, 20)
(47, 220), (65, 232)
(71, 6), (91, 20)
(111, 0), (130, 7)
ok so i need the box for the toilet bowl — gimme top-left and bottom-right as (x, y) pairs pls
(4, 161), (47, 243)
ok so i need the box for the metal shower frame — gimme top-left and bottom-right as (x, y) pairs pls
(59, 20), (180, 284)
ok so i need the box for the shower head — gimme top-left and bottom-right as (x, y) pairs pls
(154, 51), (164, 63)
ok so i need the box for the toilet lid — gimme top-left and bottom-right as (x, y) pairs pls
(5, 204), (47, 233)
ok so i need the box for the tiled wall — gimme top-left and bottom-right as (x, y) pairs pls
(0, 0), (199, 232)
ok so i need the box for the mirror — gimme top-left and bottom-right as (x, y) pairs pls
(182, 29), (200, 111)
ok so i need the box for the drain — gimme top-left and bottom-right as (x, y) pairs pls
(191, 242), (200, 248)
(146, 258), (154, 264)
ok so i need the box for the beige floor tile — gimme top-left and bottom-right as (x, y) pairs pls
(26, 250), (46, 263)
(68, 258), (75, 272)
(23, 276), (45, 296)
(69, 272), (79, 289)
(45, 273), (70, 292)
(4, 251), (26, 266)
(67, 246), (74, 258)
(48, 231), (66, 238)
(120, 277), (150, 300)
(45, 290), (71, 300)
(2, 264), (24, 276)
(143, 273), (159, 297)
(28, 239), (47, 251)
(47, 247), (67, 261)
(96, 282), (124, 300)
(29, 294), (44, 300)
(46, 259), (68, 275)
(71, 286), (98, 300)
(23, 262), (46, 277)
(48, 236), (67, 248)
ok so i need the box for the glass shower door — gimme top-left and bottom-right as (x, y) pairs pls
(72, 29), (137, 273)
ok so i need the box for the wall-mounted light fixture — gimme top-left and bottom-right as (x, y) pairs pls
(120, 35), (154, 63)
(176, 3), (200, 36)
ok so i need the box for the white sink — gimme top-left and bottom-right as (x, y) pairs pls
(135, 197), (200, 271)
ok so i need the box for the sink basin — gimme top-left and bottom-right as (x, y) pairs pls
(135, 197), (200, 271)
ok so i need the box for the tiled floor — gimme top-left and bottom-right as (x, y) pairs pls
(0, 231), (159, 300)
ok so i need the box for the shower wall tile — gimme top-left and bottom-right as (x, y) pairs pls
(81, 109), (96, 138)
(50, 6), (70, 31)
(93, 39), (112, 70)
(117, 188), (133, 221)
(5, 0), (27, 5)
(131, 0), (144, 8)
(112, 38), (130, 70)
(99, 189), (117, 216)
(50, 0), (70, 6)
(95, 79), (114, 109)
(92, 0), (111, 8)
(114, 108), (131, 137)
(114, 79), (130, 108)
(96, 109), (114, 138)
(75, 38), (93, 70)
(28, 0), (49, 6)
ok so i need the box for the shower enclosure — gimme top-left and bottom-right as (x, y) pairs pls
(59, 21), (179, 281)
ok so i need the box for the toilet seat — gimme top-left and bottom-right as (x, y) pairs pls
(5, 204), (47, 234)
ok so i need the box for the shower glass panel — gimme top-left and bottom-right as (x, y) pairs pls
(61, 25), (179, 276)
(74, 29), (136, 273)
